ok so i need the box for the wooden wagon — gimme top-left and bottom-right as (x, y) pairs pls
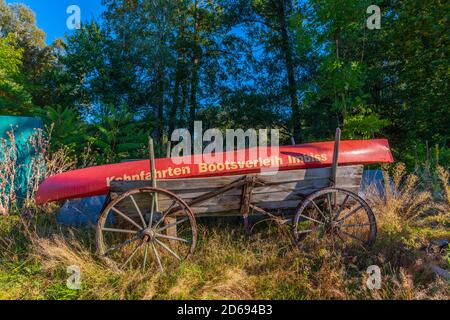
(96, 129), (376, 271)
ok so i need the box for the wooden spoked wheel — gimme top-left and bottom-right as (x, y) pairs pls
(96, 187), (197, 271)
(293, 187), (376, 251)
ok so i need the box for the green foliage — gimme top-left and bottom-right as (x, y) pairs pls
(299, 0), (386, 140)
(0, 35), (32, 113)
(344, 112), (390, 139)
(34, 106), (87, 153)
(294, 0), (449, 167)
(372, 0), (449, 167)
(87, 106), (148, 164)
(0, 0), (448, 167)
(0, 0), (52, 111)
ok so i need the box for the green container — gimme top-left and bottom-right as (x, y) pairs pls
(0, 115), (44, 202)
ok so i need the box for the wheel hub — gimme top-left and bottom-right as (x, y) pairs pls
(142, 228), (157, 242)
(330, 222), (341, 234)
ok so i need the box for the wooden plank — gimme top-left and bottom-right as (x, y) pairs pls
(187, 189), (361, 215)
(109, 165), (363, 216)
(168, 175), (361, 200)
(154, 184), (360, 207)
(109, 176), (242, 192)
(113, 183), (361, 212)
(122, 188), (360, 218)
(110, 165), (363, 192)
(113, 183), (363, 213)
(147, 173), (362, 205)
(258, 165), (361, 185)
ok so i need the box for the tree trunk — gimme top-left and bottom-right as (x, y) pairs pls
(181, 77), (188, 127)
(189, 0), (200, 135)
(154, 66), (164, 146)
(169, 25), (185, 135)
(278, 1), (301, 142)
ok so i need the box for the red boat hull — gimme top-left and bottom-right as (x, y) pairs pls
(36, 139), (394, 204)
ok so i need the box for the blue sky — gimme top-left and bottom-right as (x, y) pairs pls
(6, 0), (105, 44)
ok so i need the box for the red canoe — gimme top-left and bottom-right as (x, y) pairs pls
(36, 139), (394, 204)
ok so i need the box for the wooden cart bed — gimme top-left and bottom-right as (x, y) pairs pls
(109, 165), (363, 216)
(94, 131), (378, 271)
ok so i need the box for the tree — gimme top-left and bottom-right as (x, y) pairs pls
(295, 0), (390, 141)
(366, 0), (449, 164)
(2, 0), (446, 167)
(230, 0), (304, 142)
(85, 0), (246, 148)
(88, 105), (148, 164)
(0, 35), (32, 114)
(0, 0), (54, 107)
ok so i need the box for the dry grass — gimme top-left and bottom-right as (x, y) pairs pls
(0, 164), (448, 300)
(0, 129), (18, 215)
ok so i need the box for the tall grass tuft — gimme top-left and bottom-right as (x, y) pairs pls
(0, 126), (75, 216)
(0, 129), (18, 215)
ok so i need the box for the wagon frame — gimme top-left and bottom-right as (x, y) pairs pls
(96, 129), (377, 271)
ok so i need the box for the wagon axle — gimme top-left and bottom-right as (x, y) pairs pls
(142, 230), (155, 242)
(141, 227), (164, 243)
